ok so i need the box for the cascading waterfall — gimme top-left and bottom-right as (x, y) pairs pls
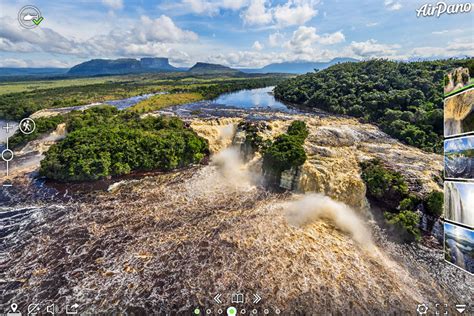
(444, 91), (474, 136)
(2, 90), (471, 314)
(445, 181), (474, 226)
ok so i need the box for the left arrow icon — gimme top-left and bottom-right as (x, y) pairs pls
(214, 293), (222, 304)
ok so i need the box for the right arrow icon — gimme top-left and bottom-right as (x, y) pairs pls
(253, 294), (261, 304)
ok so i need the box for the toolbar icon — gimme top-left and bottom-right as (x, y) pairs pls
(18, 6), (43, 29)
(456, 304), (466, 314)
(45, 304), (55, 315)
(417, 304), (428, 315)
(19, 118), (36, 135)
(214, 293), (222, 304)
(27, 303), (40, 315)
(252, 294), (261, 304)
(435, 303), (448, 315)
(66, 304), (79, 315)
(1, 148), (13, 162)
(227, 307), (237, 316)
(6, 303), (21, 316)
(231, 293), (244, 304)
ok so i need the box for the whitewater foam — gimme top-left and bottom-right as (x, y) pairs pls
(283, 193), (373, 247)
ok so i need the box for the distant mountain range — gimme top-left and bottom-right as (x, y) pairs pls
(0, 67), (69, 76)
(188, 62), (241, 74)
(0, 57), (359, 77)
(239, 58), (359, 74)
(67, 57), (181, 76)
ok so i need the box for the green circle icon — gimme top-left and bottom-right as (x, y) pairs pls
(227, 307), (237, 316)
(194, 308), (201, 315)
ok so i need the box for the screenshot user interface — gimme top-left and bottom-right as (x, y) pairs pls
(0, 0), (473, 315)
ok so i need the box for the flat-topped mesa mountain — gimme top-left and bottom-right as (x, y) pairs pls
(67, 57), (179, 76)
(188, 62), (242, 74)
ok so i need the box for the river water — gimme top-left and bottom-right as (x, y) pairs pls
(212, 86), (290, 111)
(159, 86), (306, 119)
(1, 86), (473, 313)
(104, 92), (166, 110)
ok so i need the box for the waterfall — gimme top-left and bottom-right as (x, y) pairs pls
(445, 182), (474, 227)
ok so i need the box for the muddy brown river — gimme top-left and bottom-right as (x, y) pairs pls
(1, 87), (473, 315)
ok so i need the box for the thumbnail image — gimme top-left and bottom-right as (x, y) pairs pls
(444, 67), (473, 96)
(444, 88), (474, 137)
(444, 182), (474, 228)
(444, 136), (474, 179)
(444, 222), (474, 274)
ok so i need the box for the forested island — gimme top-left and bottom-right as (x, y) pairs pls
(274, 59), (474, 152)
(37, 106), (209, 181)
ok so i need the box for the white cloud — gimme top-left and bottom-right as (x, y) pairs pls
(273, 0), (318, 27)
(0, 14), (197, 59)
(102, 0), (124, 10)
(241, 0), (319, 27)
(432, 29), (464, 35)
(135, 15), (198, 43)
(208, 50), (284, 67)
(318, 31), (345, 45)
(0, 18), (85, 55)
(410, 39), (474, 58)
(252, 40), (264, 51)
(241, 0), (273, 26)
(384, 0), (402, 11)
(286, 26), (345, 54)
(349, 39), (399, 57)
(446, 39), (474, 52)
(0, 58), (28, 67)
(287, 26), (318, 52)
(0, 58), (74, 68)
(180, 0), (248, 15)
(207, 46), (348, 68)
(268, 32), (284, 47)
(366, 22), (379, 27)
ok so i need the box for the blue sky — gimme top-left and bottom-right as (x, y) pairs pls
(0, 0), (472, 68)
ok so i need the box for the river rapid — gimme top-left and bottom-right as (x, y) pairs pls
(1, 87), (473, 314)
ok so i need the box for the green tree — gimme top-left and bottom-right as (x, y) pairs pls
(39, 107), (209, 182)
(360, 159), (409, 209)
(385, 210), (421, 242)
(262, 120), (309, 188)
(424, 191), (443, 217)
(274, 58), (473, 153)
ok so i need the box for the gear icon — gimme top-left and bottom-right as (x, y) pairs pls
(417, 304), (429, 315)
